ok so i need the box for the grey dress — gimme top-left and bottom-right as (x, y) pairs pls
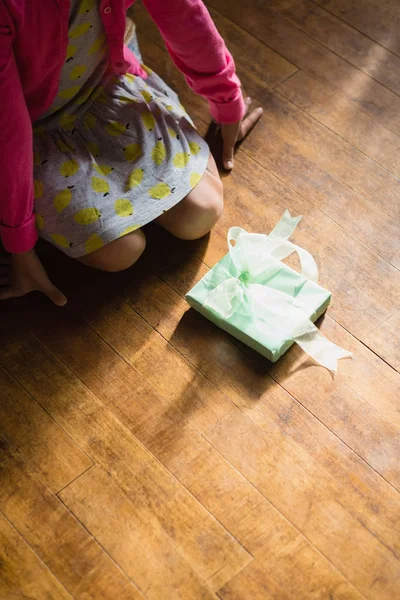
(33, 0), (209, 257)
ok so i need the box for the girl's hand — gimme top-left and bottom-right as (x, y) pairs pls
(0, 249), (67, 306)
(220, 97), (263, 171)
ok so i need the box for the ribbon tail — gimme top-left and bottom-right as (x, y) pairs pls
(294, 329), (352, 372)
(269, 209), (302, 240)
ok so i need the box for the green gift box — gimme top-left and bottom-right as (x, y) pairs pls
(186, 211), (351, 371)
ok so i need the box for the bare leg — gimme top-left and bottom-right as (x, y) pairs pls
(77, 229), (146, 272)
(75, 154), (222, 272)
(155, 153), (223, 240)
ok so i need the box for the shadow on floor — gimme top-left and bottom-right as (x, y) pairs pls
(0, 224), (211, 457)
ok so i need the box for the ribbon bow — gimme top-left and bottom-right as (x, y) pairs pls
(204, 211), (351, 371)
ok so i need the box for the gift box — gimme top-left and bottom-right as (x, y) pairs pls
(186, 211), (351, 371)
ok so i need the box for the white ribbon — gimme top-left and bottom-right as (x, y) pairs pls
(204, 211), (351, 371)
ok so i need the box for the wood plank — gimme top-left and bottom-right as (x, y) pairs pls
(6, 298), (365, 599)
(60, 466), (220, 599)
(268, 0), (400, 96)
(241, 93), (400, 268)
(19, 305), (214, 476)
(28, 254), (400, 593)
(207, 0), (400, 136)
(179, 450), (362, 600)
(274, 315), (400, 429)
(220, 548), (356, 600)
(220, 579), (276, 600)
(0, 510), (72, 600)
(206, 408), (400, 599)
(0, 325), (251, 593)
(0, 364), (92, 493)
(0, 437), (144, 599)
(249, 89), (400, 225)
(364, 310), (400, 372)
(209, 7), (299, 96)
(6, 292), (368, 599)
(18, 301), (221, 483)
(124, 257), (400, 491)
(75, 294), (234, 434)
(277, 69), (400, 177)
(60, 464), (360, 599)
(2, 293), (233, 436)
(316, 0), (400, 57)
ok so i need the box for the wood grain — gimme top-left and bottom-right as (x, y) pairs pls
(315, 0), (400, 57)
(1, 1), (400, 597)
(207, 0), (400, 136)
(0, 437), (144, 599)
(27, 240), (400, 594)
(243, 101), (400, 268)
(206, 409), (400, 599)
(0, 324), (251, 593)
(12, 300), (364, 599)
(268, 0), (400, 95)
(0, 364), (91, 492)
(220, 551), (359, 600)
(277, 69), (400, 177)
(124, 255), (400, 492)
(365, 310), (400, 372)
(246, 90), (400, 225)
(180, 454), (363, 600)
(60, 466), (220, 599)
(0, 509), (72, 600)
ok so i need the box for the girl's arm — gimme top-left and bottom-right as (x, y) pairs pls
(0, 4), (66, 306)
(0, 3), (38, 254)
(141, 0), (246, 125)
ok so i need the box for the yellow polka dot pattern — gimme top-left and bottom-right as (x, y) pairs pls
(31, 2), (209, 259)
(39, 0), (109, 125)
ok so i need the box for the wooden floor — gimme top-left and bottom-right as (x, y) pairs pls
(1, 1), (400, 598)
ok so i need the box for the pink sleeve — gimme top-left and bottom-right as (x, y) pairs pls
(0, 4), (38, 254)
(141, 0), (246, 124)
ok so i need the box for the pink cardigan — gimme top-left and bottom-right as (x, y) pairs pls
(0, 0), (245, 254)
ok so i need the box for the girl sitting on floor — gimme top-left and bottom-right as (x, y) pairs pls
(0, 0), (262, 304)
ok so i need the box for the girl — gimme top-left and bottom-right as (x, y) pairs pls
(0, 0), (262, 305)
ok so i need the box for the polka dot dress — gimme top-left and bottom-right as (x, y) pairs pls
(33, 0), (209, 257)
